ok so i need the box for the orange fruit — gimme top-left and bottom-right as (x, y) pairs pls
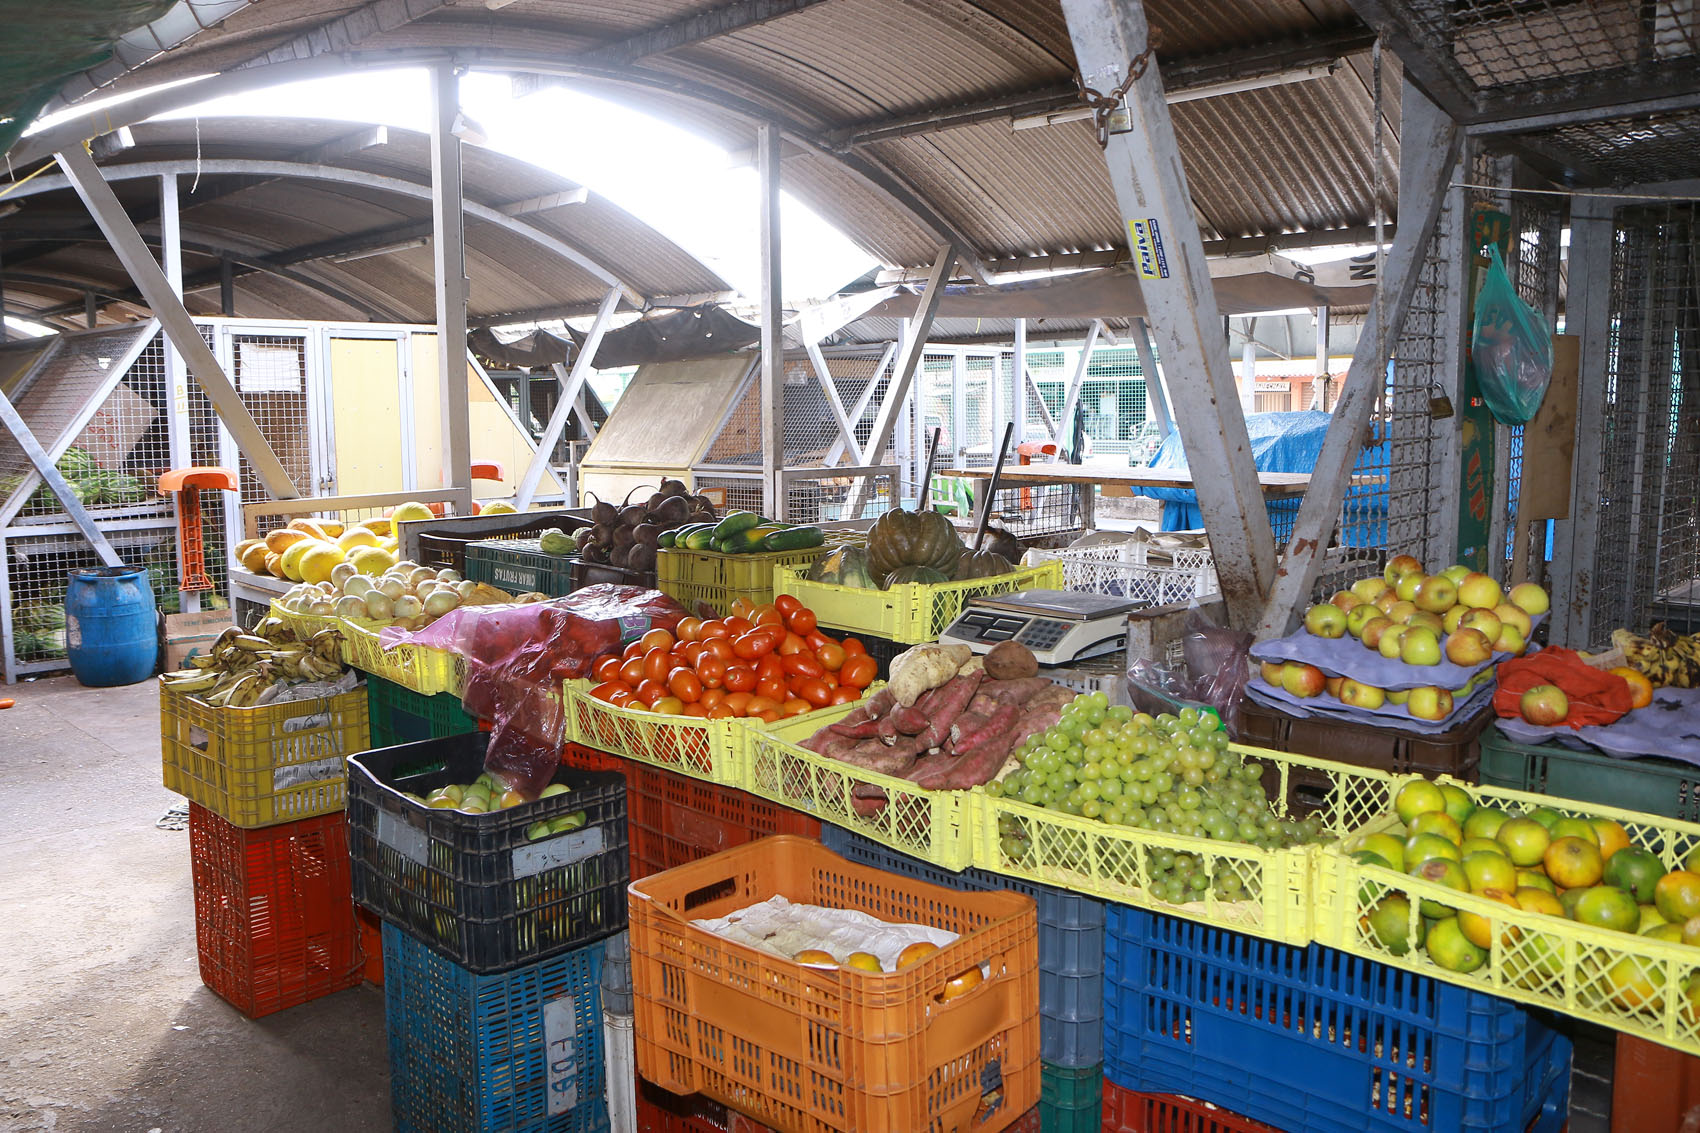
(897, 941), (940, 968)
(793, 949), (837, 965)
(1591, 819), (1632, 862)
(1655, 871), (1700, 924)
(1457, 888), (1521, 950)
(1544, 837), (1605, 889)
(1573, 886), (1640, 933)
(1611, 666), (1655, 709)
(843, 951), (884, 973)
(940, 966), (984, 1000)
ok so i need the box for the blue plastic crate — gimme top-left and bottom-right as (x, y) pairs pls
(384, 922), (610, 1133)
(820, 823), (1104, 1067)
(1103, 904), (1571, 1133)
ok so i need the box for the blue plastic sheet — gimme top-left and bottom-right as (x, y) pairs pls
(1141, 410), (1388, 547)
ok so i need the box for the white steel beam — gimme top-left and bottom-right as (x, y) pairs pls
(430, 64), (473, 513)
(0, 387), (120, 566)
(1012, 318), (1028, 444)
(1255, 80), (1460, 639)
(1312, 306), (1329, 408)
(1131, 317), (1170, 434)
(515, 286), (621, 509)
(159, 172), (200, 612)
(56, 145), (299, 500)
(845, 247), (953, 516)
(805, 339), (864, 465)
(1059, 320), (1100, 460)
(1026, 368), (1059, 447)
(1063, 0), (1273, 626)
(758, 123), (785, 519)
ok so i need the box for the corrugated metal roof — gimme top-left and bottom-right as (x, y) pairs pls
(13, 0), (1406, 279)
(0, 115), (729, 329)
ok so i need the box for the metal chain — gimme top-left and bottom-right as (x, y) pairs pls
(1074, 27), (1163, 148)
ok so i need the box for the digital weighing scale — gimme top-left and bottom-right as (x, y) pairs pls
(939, 589), (1134, 665)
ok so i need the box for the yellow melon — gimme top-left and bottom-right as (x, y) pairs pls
(288, 518), (333, 541)
(348, 546), (395, 576)
(337, 527), (381, 552)
(362, 517), (393, 537)
(299, 543), (346, 586)
(238, 542), (270, 574)
(280, 538), (323, 582)
(263, 551), (285, 577)
(265, 528), (310, 555)
(482, 500), (517, 515)
(389, 501), (434, 526)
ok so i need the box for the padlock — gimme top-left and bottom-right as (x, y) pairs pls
(1428, 384), (1455, 420)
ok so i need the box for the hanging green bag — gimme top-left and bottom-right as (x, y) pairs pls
(1470, 244), (1554, 425)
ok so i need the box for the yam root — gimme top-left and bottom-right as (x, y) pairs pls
(983, 640), (1039, 680)
(850, 783), (888, 816)
(913, 671), (984, 750)
(887, 643), (972, 706)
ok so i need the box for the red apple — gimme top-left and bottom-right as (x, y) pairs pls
(1460, 608), (1503, 641)
(1325, 675), (1346, 698)
(1331, 590), (1364, 614)
(1347, 603), (1382, 638)
(1395, 572), (1427, 602)
(1360, 616), (1394, 649)
(1340, 679), (1386, 710)
(1352, 577), (1390, 604)
(1520, 684), (1569, 726)
(1383, 554), (1424, 587)
(1444, 627), (1494, 666)
(1457, 572), (1504, 610)
(1259, 660), (1285, 685)
(1281, 663), (1327, 698)
(1494, 602), (1533, 638)
(1407, 685), (1454, 721)
(1415, 575), (1459, 614)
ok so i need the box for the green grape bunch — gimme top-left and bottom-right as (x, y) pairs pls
(987, 692), (1329, 904)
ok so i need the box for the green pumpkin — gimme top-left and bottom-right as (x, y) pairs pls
(806, 544), (879, 588)
(953, 549), (1015, 580)
(882, 564), (950, 588)
(867, 509), (964, 584)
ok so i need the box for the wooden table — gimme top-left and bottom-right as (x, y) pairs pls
(935, 463), (1316, 529)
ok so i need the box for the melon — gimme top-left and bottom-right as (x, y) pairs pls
(299, 543), (346, 586)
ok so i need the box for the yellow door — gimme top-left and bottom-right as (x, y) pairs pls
(329, 337), (407, 494)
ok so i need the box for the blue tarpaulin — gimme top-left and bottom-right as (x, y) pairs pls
(1140, 410), (1388, 547)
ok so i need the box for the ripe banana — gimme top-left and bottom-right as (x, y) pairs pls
(1612, 623), (1700, 688)
(165, 618), (349, 707)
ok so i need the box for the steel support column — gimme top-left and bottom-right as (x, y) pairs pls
(757, 122), (785, 518)
(1312, 306), (1329, 408)
(515, 286), (622, 510)
(824, 343), (894, 468)
(1131, 317), (1172, 436)
(1059, 320), (1100, 461)
(845, 247), (953, 517)
(0, 387), (121, 566)
(56, 144), (298, 500)
(430, 64), (473, 512)
(159, 172), (200, 612)
(1255, 79), (1459, 638)
(1012, 318), (1028, 444)
(1063, 0), (1274, 627)
(805, 339), (864, 465)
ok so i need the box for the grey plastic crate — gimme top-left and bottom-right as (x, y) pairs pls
(820, 823), (1104, 1067)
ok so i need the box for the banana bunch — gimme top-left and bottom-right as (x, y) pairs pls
(1611, 623), (1700, 688)
(161, 623), (348, 705)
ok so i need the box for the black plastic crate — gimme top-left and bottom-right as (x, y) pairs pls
(348, 732), (628, 973)
(465, 539), (576, 596)
(417, 513), (590, 574)
(820, 823), (1104, 1068)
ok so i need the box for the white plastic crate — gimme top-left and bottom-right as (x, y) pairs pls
(1028, 540), (1218, 605)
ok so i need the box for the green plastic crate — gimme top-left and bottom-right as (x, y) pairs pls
(1039, 1062), (1101, 1133)
(463, 538), (574, 596)
(1480, 724), (1700, 822)
(366, 674), (479, 748)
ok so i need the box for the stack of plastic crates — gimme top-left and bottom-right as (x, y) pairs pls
(1028, 539), (1218, 606)
(347, 731), (629, 1131)
(163, 678), (371, 1018)
(1102, 902), (1573, 1133)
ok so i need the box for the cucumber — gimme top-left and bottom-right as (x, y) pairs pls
(658, 530), (677, 548)
(711, 511), (763, 541)
(723, 525), (782, 554)
(762, 525), (825, 551)
(682, 528), (717, 551)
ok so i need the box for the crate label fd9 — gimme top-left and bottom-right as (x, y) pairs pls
(543, 996), (580, 1114)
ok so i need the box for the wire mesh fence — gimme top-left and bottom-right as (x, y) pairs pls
(1589, 201), (1700, 637)
(3, 524), (179, 673)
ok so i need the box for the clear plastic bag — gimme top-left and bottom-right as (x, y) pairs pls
(1123, 605), (1252, 735)
(1471, 244), (1553, 425)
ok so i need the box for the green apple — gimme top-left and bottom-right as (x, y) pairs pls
(1400, 626), (1442, 666)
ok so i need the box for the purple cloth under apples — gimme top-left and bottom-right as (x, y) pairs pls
(1248, 677), (1495, 734)
(1250, 615), (1545, 691)
(1495, 686), (1700, 765)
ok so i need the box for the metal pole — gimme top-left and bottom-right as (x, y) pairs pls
(430, 63), (473, 514)
(1012, 317), (1028, 444)
(805, 338), (864, 464)
(951, 350), (968, 468)
(219, 256), (235, 316)
(845, 246), (953, 516)
(515, 286), (621, 509)
(159, 172), (200, 612)
(757, 122), (785, 519)
(1240, 318), (1258, 415)
(1130, 317), (1172, 436)
(1059, 320), (1100, 462)
(1313, 306), (1329, 408)
(0, 386), (121, 566)
(84, 292), (98, 328)
(1254, 79), (1459, 638)
(55, 144), (298, 499)
(1063, 0), (1275, 626)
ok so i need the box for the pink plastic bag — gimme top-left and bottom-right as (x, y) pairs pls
(381, 585), (687, 795)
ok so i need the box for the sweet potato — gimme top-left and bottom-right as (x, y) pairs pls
(913, 671), (984, 750)
(851, 783), (888, 816)
(887, 643), (971, 706)
(983, 640), (1039, 680)
(976, 676), (1056, 705)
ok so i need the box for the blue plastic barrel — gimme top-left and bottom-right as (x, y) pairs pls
(65, 565), (158, 686)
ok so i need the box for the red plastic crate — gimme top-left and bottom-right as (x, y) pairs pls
(1612, 1034), (1700, 1132)
(627, 761), (820, 879)
(188, 803), (362, 1018)
(635, 1080), (1037, 1133)
(356, 906), (383, 986)
(561, 741), (636, 779)
(1104, 1081), (1283, 1133)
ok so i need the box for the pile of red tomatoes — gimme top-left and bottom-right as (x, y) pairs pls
(588, 594), (877, 721)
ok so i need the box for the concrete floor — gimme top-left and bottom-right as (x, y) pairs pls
(0, 676), (388, 1133)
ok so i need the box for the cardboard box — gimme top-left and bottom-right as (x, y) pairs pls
(165, 609), (235, 671)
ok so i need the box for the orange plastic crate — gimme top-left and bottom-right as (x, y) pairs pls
(188, 804), (363, 1018)
(635, 1081), (1040, 1133)
(630, 836), (1040, 1133)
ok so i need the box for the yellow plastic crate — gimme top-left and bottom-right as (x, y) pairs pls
(656, 543), (842, 616)
(973, 743), (1395, 944)
(1315, 772), (1700, 1055)
(564, 682), (870, 786)
(338, 616), (465, 697)
(159, 680), (370, 828)
(267, 600), (339, 641)
(744, 722), (977, 871)
(772, 561), (1064, 644)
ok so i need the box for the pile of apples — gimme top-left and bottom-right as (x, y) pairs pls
(1269, 557), (1550, 721)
